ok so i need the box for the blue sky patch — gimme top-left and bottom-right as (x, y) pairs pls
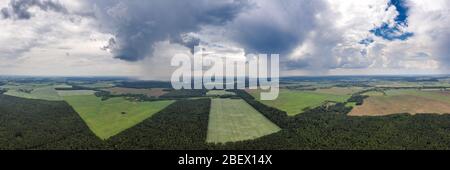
(359, 38), (374, 46)
(388, 0), (409, 26)
(370, 23), (413, 41)
(370, 0), (413, 41)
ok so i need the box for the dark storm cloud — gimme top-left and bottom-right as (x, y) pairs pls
(1, 0), (67, 20)
(227, 0), (328, 55)
(94, 0), (250, 61)
(169, 35), (201, 54)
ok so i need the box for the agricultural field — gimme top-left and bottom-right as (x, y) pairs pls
(314, 87), (365, 95)
(2, 84), (62, 101)
(370, 80), (450, 88)
(207, 98), (280, 143)
(63, 95), (174, 139)
(349, 89), (450, 116)
(53, 84), (72, 88)
(206, 90), (236, 96)
(102, 87), (168, 97)
(248, 89), (351, 116)
(57, 90), (96, 96)
(362, 90), (386, 96)
(75, 82), (115, 89)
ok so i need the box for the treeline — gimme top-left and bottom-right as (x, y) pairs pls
(55, 85), (97, 91)
(94, 89), (207, 101)
(347, 95), (368, 105)
(285, 85), (317, 91)
(335, 83), (372, 88)
(94, 90), (168, 102)
(346, 88), (381, 105)
(159, 89), (207, 98)
(116, 81), (173, 89)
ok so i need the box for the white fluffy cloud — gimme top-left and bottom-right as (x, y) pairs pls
(288, 0), (449, 75)
(0, 0), (139, 76)
(0, 0), (449, 77)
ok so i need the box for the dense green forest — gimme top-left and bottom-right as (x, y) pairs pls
(2, 90), (450, 150)
(116, 81), (173, 89)
(94, 89), (207, 101)
(0, 95), (103, 149)
(159, 89), (208, 98)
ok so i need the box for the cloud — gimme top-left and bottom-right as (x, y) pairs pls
(397, 0), (450, 70)
(92, 0), (250, 61)
(0, 0), (140, 76)
(225, 0), (328, 55)
(1, 0), (450, 77)
(267, 0), (450, 74)
(92, 0), (450, 74)
(1, 0), (68, 20)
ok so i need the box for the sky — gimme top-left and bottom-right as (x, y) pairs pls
(0, 0), (449, 79)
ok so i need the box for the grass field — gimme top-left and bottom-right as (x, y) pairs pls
(207, 98), (280, 143)
(77, 82), (115, 88)
(315, 87), (365, 95)
(103, 87), (168, 97)
(206, 90), (236, 96)
(349, 89), (450, 116)
(63, 95), (174, 139)
(3, 85), (62, 101)
(248, 89), (351, 116)
(53, 84), (72, 88)
(362, 91), (386, 96)
(57, 90), (96, 96)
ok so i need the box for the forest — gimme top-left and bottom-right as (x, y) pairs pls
(0, 94), (103, 149)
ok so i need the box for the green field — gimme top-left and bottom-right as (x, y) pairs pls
(315, 87), (365, 95)
(63, 95), (174, 139)
(207, 98), (281, 143)
(249, 89), (351, 116)
(53, 84), (72, 88)
(57, 90), (96, 96)
(206, 90), (236, 96)
(3, 85), (62, 101)
(362, 91), (386, 96)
